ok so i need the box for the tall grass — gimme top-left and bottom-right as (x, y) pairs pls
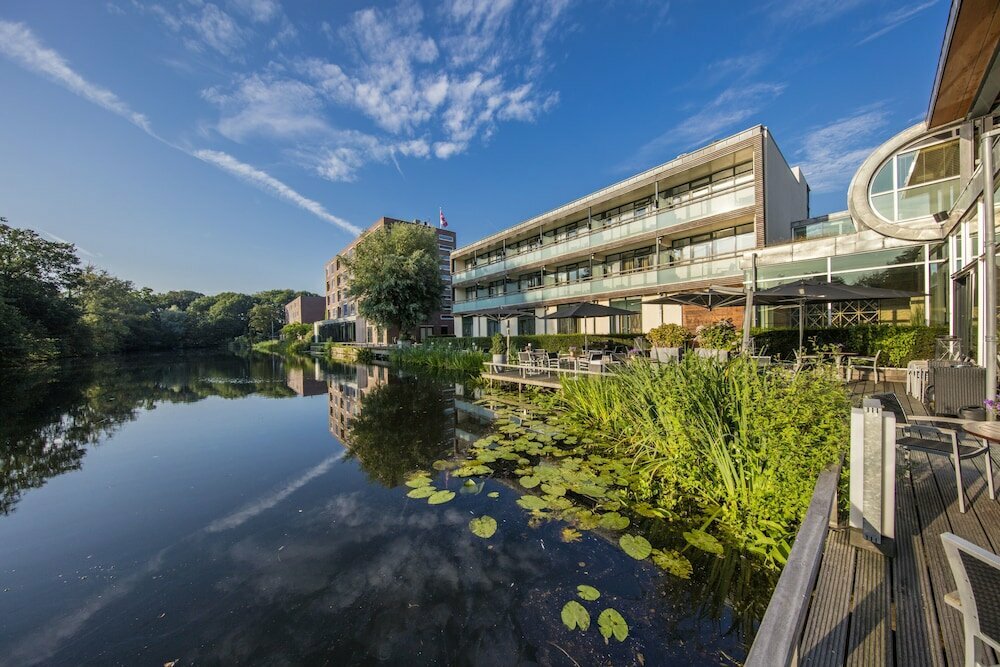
(560, 355), (849, 558)
(389, 346), (487, 373)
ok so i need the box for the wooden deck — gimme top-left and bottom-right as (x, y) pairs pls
(796, 381), (1000, 666)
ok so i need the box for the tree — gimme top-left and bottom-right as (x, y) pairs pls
(343, 224), (443, 340)
(249, 301), (284, 339)
(78, 267), (151, 354)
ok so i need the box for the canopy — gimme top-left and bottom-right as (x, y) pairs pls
(644, 286), (750, 310)
(541, 302), (638, 349)
(462, 305), (534, 321)
(754, 279), (922, 349)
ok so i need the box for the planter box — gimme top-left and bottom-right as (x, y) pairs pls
(696, 348), (730, 362)
(653, 347), (681, 363)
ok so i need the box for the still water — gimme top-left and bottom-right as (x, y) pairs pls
(0, 353), (758, 666)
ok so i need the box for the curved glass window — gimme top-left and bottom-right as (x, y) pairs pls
(868, 138), (960, 222)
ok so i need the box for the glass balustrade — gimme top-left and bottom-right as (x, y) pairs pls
(451, 183), (754, 283)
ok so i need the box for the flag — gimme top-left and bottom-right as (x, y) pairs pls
(439, 207), (448, 228)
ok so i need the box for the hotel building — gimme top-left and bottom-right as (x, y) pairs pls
(451, 127), (809, 336)
(453, 0), (1000, 368)
(322, 216), (456, 344)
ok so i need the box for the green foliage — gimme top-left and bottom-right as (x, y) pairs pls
(389, 346), (487, 373)
(560, 600), (591, 631)
(355, 347), (375, 364)
(427, 490), (455, 505)
(619, 534), (652, 560)
(576, 585), (600, 601)
(559, 355), (849, 565)
(684, 529), (724, 555)
(650, 549), (693, 579)
(646, 323), (693, 348)
(752, 324), (942, 366)
(490, 332), (505, 355)
(696, 319), (739, 350)
(281, 322), (313, 340)
(468, 515), (498, 538)
(597, 608), (629, 643)
(343, 224), (443, 339)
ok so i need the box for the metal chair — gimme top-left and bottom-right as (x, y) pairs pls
(941, 532), (1000, 666)
(517, 351), (542, 376)
(873, 393), (995, 513)
(848, 350), (881, 383)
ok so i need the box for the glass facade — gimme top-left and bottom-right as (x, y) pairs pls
(609, 298), (643, 334)
(869, 137), (960, 223)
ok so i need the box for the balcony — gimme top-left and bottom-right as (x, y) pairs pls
(452, 255), (742, 314)
(452, 180), (755, 284)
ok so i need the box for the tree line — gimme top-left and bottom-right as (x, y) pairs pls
(0, 219), (317, 365)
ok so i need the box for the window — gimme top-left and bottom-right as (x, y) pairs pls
(610, 298), (643, 334)
(461, 317), (473, 337)
(519, 271), (542, 291)
(868, 137), (960, 222)
(517, 315), (536, 335)
(555, 262), (591, 284)
(557, 317), (579, 334)
(487, 319), (501, 336)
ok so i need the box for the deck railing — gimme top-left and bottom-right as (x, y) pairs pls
(745, 456), (843, 667)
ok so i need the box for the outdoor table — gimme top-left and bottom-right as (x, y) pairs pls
(962, 421), (1000, 446)
(828, 351), (858, 379)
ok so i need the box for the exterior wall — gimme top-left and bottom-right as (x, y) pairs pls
(322, 217), (456, 343)
(763, 130), (810, 245)
(284, 296), (326, 324)
(683, 304), (744, 329)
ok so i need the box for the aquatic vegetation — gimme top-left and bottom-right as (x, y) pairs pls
(576, 585), (600, 601)
(427, 490), (455, 504)
(560, 600), (591, 631)
(619, 534), (652, 560)
(388, 346), (487, 373)
(597, 609), (629, 643)
(406, 486), (436, 499)
(684, 529), (724, 555)
(468, 516), (497, 538)
(650, 549), (692, 579)
(560, 527), (582, 543)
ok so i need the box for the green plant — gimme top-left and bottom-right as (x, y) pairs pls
(355, 347), (375, 364)
(389, 346), (487, 373)
(281, 322), (312, 340)
(647, 323), (693, 348)
(752, 324), (943, 365)
(696, 319), (739, 350)
(490, 332), (505, 355)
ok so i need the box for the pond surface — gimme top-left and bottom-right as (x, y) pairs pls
(0, 353), (759, 666)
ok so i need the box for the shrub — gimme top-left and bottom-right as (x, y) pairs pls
(752, 324), (942, 366)
(490, 332), (505, 355)
(647, 323), (693, 348)
(696, 319), (739, 350)
(389, 346), (487, 373)
(281, 322), (312, 340)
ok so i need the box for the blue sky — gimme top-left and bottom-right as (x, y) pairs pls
(0, 0), (948, 295)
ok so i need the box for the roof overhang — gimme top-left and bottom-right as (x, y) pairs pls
(927, 0), (1000, 129)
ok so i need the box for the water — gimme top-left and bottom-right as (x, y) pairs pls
(0, 353), (760, 666)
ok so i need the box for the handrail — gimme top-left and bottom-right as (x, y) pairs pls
(744, 455), (844, 667)
(483, 361), (614, 377)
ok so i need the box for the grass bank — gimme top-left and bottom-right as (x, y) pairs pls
(389, 346), (487, 373)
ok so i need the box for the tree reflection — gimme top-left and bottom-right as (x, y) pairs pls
(344, 375), (454, 488)
(0, 353), (298, 515)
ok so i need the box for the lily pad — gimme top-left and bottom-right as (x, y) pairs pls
(432, 459), (456, 471)
(406, 486), (437, 499)
(405, 477), (433, 488)
(651, 549), (693, 579)
(468, 515), (498, 538)
(516, 495), (548, 511)
(683, 529), (724, 555)
(487, 491), (500, 499)
(455, 465), (492, 477)
(560, 527), (582, 543)
(519, 475), (540, 489)
(597, 608), (629, 643)
(427, 490), (456, 505)
(560, 600), (590, 631)
(460, 481), (485, 495)
(576, 585), (600, 601)
(598, 512), (630, 531)
(540, 483), (566, 497)
(619, 534), (652, 560)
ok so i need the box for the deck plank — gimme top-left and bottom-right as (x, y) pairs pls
(799, 530), (856, 666)
(845, 547), (893, 667)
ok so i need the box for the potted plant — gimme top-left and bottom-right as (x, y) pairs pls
(646, 323), (692, 362)
(695, 319), (738, 361)
(490, 332), (506, 369)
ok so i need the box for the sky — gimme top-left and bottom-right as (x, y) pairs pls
(0, 0), (950, 295)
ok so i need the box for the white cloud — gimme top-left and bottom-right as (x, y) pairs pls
(0, 21), (153, 134)
(203, 73), (329, 141)
(194, 149), (362, 234)
(149, 2), (248, 59)
(857, 0), (938, 45)
(622, 82), (786, 171)
(230, 0), (281, 23)
(795, 106), (891, 192)
(763, 0), (865, 26)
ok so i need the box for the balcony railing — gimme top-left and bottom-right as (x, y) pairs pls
(452, 178), (755, 284)
(452, 255), (742, 314)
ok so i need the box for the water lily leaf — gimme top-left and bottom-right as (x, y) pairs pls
(619, 534), (652, 560)
(560, 527), (582, 543)
(560, 600), (590, 631)
(432, 459), (456, 471)
(597, 608), (628, 643)
(517, 495), (548, 511)
(405, 477), (433, 488)
(683, 529), (724, 555)
(546, 496), (574, 511)
(469, 516), (498, 538)
(541, 483), (566, 497)
(577, 585), (601, 601)
(598, 512), (630, 531)
(487, 491), (500, 498)
(519, 475), (540, 489)
(651, 549), (693, 579)
(427, 490), (455, 505)
(575, 511), (601, 531)
(574, 483), (607, 498)
(407, 486), (437, 499)
(455, 465), (492, 477)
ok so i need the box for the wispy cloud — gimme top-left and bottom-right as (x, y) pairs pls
(762, 0), (866, 27)
(202, 72), (329, 142)
(621, 82), (786, 172)
(0, 20), (359, 236)
(193, 150), (362, 234)
(857, 0), (938, 45)
(147, 2), (248, 60)
(795, 105), (891, 192)
(40, 230), (101, 259)
(0, 20), (153, 134)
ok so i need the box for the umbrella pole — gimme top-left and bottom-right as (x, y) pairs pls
(742, 288), (754, 352)
(799, 303), (805, 351)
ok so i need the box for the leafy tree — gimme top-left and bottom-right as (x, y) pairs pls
(249, 301), (284, 340)
(342, 224), (443, 340)
(78, 267), (152, 354)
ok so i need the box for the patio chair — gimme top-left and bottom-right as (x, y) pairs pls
(873, 393), (995, 514)
(847, 350), (881, 383)
(517, 351), (542, 376)
(941, 532), (1000, 666)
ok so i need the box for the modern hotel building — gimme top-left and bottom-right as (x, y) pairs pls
(452, 0), (1000, 368)
(322, 216), (456, 344)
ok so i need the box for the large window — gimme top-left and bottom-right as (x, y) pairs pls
(609, 298), (643, 334)
(461, 317), (473, 337)
(517, 315), (536, 335)
(869, 137), (960, 222)
(557, 317), (579, 334)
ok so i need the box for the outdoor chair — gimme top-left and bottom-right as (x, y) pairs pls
(941, 532), (1000, 666)
(873, 393), (995, 514)
(517, 351), (542, 377)
(848, 350), (881, 383)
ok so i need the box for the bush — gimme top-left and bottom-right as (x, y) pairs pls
(490, 332), (505, 355)
(752, 324), (942, 366)
(281, 322), (312, 340)
(696, 319), (739, 350)
(389, 346), (487, 373)
(647, 323), (693, 348)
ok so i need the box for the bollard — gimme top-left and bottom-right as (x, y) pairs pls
(849, 399), (896, 555)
